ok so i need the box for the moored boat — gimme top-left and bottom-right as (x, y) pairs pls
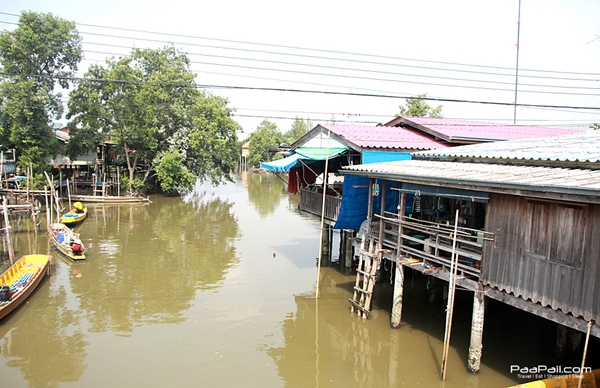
(49, 223), (86, 260)
(0, 254), (52, 320)
(68, 194), (151, 204)
(60, 201), (88, 224)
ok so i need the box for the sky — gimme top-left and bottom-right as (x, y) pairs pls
(1, 0), (599, 137)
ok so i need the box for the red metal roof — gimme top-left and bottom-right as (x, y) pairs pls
(320, 123), (450, 150)
(384, 117), (582, 143)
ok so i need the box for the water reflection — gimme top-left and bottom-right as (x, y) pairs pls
(73, 194), (240, 333)
(3, 173), (594, 387)
(243, 171), (287, 216)
(0, 266), (87, 387)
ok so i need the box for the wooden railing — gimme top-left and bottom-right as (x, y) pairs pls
(369, 212), (494, 278)
(298, 188), (342, 222)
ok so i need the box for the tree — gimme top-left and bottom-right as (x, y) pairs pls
(0, 11), (82, 172)
(397, 93), (443, 118)
(246, 120), (284, 167)
(284, 116), (312, 144)
(591, 123), (600, 130)
(67, 45), (241, 194)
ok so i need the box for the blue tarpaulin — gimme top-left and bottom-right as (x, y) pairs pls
(333, 176), (402, 230)
(261, 154), (304, 173)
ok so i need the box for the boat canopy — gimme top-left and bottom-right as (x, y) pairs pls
(294, 147), (347, 160)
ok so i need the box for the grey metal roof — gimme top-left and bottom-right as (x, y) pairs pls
(413, 130), (600, 162)
(342, 160), (600, 198)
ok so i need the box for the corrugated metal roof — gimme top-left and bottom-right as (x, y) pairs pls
(384, 116), (582, 143)
(414, 130), (600, 162)
(342, 160), (600, 198)
(320, 123), (450, 150)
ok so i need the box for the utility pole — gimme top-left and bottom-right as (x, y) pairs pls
(513, 0), (522, 124)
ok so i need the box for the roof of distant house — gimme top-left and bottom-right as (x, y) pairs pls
(414, 130), (600, 163)
(314, 123), (450, 151)
(384, 116), (582, 143)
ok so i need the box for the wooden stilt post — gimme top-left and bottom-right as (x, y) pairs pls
(468, 282), (485, 373)
(390, 262), (404, 328)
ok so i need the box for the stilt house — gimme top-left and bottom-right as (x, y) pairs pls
(339, 130), (600, 373)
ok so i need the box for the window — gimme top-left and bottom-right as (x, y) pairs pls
(525, 200), (586, 268)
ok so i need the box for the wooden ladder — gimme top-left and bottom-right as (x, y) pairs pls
(349, 236), (381, 318)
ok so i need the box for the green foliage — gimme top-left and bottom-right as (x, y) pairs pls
(591, 123), (600, 130)
(397, 93), (443, 118)
(17, 146), (47, 172)
(120, 175), (147, 194)
(155, 148), (196, 194)
(246, 120), (284, 167)
(67, 45), (241, 192)
(0, 11), (82, 172)
(284, 116), (312, 144)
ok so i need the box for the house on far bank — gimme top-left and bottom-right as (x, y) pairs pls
(339, 129), (600, 374)
(48, 127), (120, 196)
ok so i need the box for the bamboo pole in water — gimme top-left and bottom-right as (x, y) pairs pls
(440, 209), (460, 380)
(66, 178), (72, 209)
(315, 129), (331, 298)
(45, 186), (50, 231)
(577, 320), (594, 388)
(2, 197), (14, 264)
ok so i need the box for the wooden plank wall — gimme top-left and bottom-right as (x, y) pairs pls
(482, 193), (599, 323)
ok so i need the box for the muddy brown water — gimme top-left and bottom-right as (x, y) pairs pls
(0, 172), (597, 387)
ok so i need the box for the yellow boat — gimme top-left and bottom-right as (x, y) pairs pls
(0, 254), (52, 320)
(60, 201), (87, 225)
(509, 368), (600, 388)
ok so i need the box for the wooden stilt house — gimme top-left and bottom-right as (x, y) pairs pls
(340, 130), (600, 373)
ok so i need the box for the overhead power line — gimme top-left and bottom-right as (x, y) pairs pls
(0, 12), (598, 80)
(80, 43), (600, 93)
(2, 71), (599, 111)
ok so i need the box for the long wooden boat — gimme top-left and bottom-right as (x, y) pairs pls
(60, 202), (88, 224)
(0, 254), (52, 320)
(49, 223), (86, 260)
(68, 194), (151, 204)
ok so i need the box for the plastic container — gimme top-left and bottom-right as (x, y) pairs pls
(0, 285), (10, 302)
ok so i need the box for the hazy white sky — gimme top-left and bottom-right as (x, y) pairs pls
(1, 0), (599, 136)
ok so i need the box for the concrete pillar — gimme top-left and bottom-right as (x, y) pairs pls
(339, 230), (346, 266)
(467, 285), (485, 374)
(568, 328), (583, 356)
(428, 276), (438, 302)
(555, 324), (568, 359)
(390, 263), (404, 328)
(343, 230), (354, 270)
(321, 225), (331, 265)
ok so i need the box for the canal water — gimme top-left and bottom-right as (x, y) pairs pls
(0, 172), (597, 387)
